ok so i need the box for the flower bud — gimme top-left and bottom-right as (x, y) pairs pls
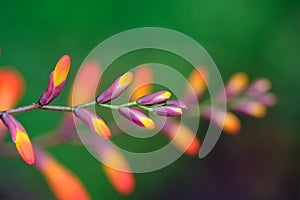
(1, 113), (35, 164)
(166, 100), (187, 110)
(153, 106), (183, 116)
(203, 108), (241, 134)
(96, 72), (133, 103)
(247, 78), (271, 96)
(38, 55), (70, 105)
(258, 93), (276, 107)
(225, 72), (248, 98)
(137, 91), (171, 106)
(119, 107), (155, 129)
(232, 101), (266, 118)
(74, 108), (111, 139)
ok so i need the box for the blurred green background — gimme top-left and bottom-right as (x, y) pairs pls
(1, 0), (300, 199)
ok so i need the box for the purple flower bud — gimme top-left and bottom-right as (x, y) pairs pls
(202, 107), (241, 134)
(119, 107), (155, 129)
(74, 108), (111, 139)
(166, 100), (187, 110)
(96, 72), (133, 103)
(257, 93), (276, 107)
(232, 100), (266, 118)
(153, 106), (183, 116)
(247, 78), (271, 96)
(1, 113), (35, 165)
(39, 55), (70, 105)
(137, 91), (171, 106)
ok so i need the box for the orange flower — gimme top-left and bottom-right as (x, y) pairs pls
(102, 165), (135, 195)
(35, 150), (90, 200)
(70, 60), (102, 106)
(162, 119), (201, 156)
(185, 67), (209, 103)
(0, 68), (25, 139)
(130, 65), (153, 101)
(0, 68), (25, 111)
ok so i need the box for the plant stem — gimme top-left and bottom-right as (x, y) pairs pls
(0, 101), (140, 117)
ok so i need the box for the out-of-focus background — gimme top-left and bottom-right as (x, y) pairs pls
(0, 0), (299, 199)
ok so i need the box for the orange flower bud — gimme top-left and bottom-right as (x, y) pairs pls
(74, 108), (111, 139)
(1, 113), (35, 164)
(162, 119), (201, 156)
(35, 151), (91, 200)
(39, 55), (70, 105)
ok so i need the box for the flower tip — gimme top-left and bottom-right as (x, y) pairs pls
(250, 103), (267, 118)
(141, 118), (155, 129)
(102, 165), (135, 195)
(226, 72), (249, 97)
(74, 108), (111, 139)
(118, 72), (133, 87)
(53, 55), (71, 86)
(223, 112), (241, 134)
(185, 137), (201, 156)
(15, 130), (35, 165)
(119, 107), (155, 129)
(92, 118), (111, 139)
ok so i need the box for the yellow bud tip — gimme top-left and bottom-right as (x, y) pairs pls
(92, 118), (111, 139)
(162, 91), (171, 99)
(141, 118), (155, 129)
(118, 72), (133, 87)
(227, 72), (249, 93)
(249, 102), (267, 118)
(15, 130), (35, 165)
(176, 108), (183, 114)
(53, 55), (71, 86)
(223, 112), (241, 134)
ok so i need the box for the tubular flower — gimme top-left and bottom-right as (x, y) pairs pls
(35, 150), (91, 200)
(38, 55), (70, 105)
(96, 72), (133, 104)
(119, 107), (155, 129)
(74, 108), (111, 139)
(137, 91), (171, 106)
(1, 113), (35, 164)
(153, 106), (183, 116)
(162, 119), (201, 156)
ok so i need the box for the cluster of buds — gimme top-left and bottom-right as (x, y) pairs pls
(186, 69), (276, 134)
(0, 52), (276, 199)
(0, 55), (185, 166)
